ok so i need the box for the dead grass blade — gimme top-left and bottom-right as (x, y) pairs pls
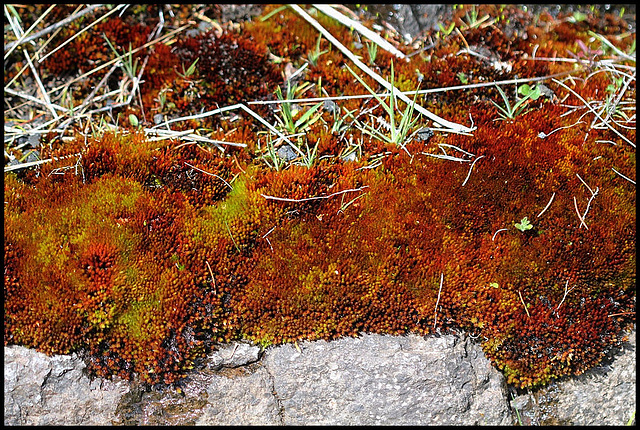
(288, 4), (474, 135)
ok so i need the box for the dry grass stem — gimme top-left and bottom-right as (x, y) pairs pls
(76, 63), (120, 115)
(433, 273), (444, 328)
(37, 5), (126, 64)
(146, 128), (247, 149)
(518, 291), (531, 318)
(4, 152), (81, 173)
(50, 24), (189, 94)
(22, 49), (59, 119)
(262, 226), (276, 251)
(183, 161), (233, 190)
(461, 155), (485, 186)
(492, 228), (508, 241)
(611, 167), (635, 185)
(261, 186), (369, 203)
(536, 192), (556, 218)
(553, 78), (635, 147)
(150, 103), (295, 149)
(422, 152), (471, 163)
(438, 143), (476, 157)
(248, 70), (577, 108)
(556, 280), (576, 310)
(3, 4), (56, 59)
(289, 4), (474, 135)
(205, 260), (216, 295)
(312, 4), (406, 59)
(573, 196), (589, 229)
(4, 87), (66, 113)
(4, 4), (103, 53)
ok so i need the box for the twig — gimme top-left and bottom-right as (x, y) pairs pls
(461, 155), (485, 186)
(261, 186), (369, 203)
(536, 192), (556, 218)
(433, 273), (444, 329)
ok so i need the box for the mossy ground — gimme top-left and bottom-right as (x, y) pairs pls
(4, 4), (636, 389)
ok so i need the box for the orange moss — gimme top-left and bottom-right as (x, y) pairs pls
(4, 5), (636, 389)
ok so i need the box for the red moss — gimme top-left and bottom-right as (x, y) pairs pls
(4, 5), (636, 389)
(172, 29), (282, 116)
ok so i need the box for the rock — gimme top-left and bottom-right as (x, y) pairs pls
(196, 366), (282, 425)
(4, 346), (129, 425)
(4, 330), (636, 425)
(261, 333), (511, 425)
(206, 341), (262, 370)
(510, 328), (636, 425)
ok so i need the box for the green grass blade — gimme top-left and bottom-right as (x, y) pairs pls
(345, 64), (390, 112)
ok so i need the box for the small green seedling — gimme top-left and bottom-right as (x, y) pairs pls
(308, 34), (329, 66)
(515, 217), (533, 232)
(492, 84), (541, 120)
(177, 58), (199, 80)
(129, 114), (139, 128)
(568, 11), (588, 23)
(517, 84), (542, 100)
(457, 72), (469, 84)
(438, 22), (456, 37)
(366, 40), (378, 65)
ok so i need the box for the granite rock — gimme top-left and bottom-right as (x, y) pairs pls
(510, 328), (636, 425)
(4, 347), (129, 425)
(4, 330), (636, 426)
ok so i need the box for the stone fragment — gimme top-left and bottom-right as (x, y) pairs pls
(4, 346), (129, 425)
(206, 342), (262, 370)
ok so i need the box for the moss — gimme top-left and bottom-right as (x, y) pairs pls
(4, 5), (636, 389)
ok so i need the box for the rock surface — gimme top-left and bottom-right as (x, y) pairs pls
(510, 328), (636, 425)
(4, 347), (129, 425)
(261, 333), (510, 425)
(4, 330), (636, 426)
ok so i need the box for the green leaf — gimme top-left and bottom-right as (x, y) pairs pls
(129, 114), (139, 128)
(515, 217), (533, 232)
(294, 102), (323, 130)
